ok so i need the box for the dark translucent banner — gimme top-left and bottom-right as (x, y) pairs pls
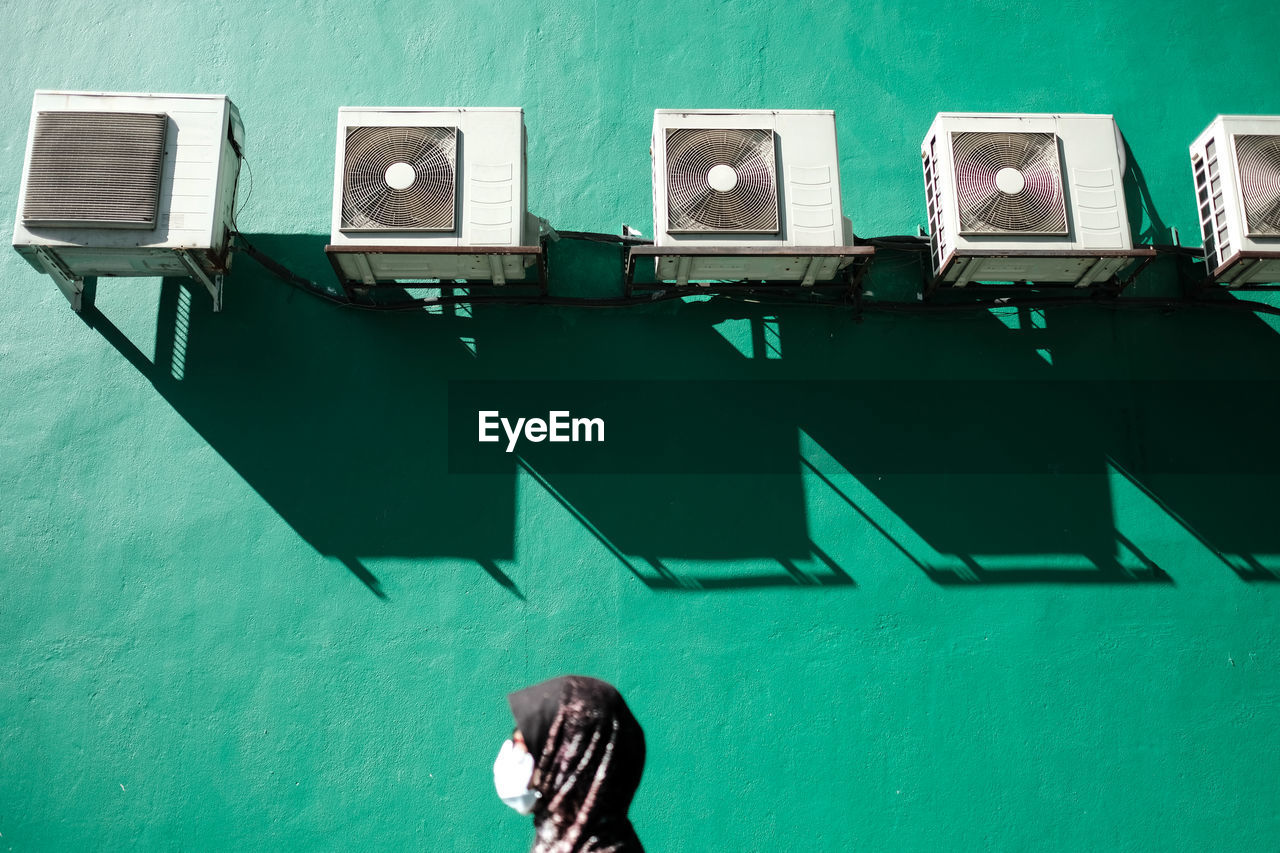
(446, 380), (1280, 475)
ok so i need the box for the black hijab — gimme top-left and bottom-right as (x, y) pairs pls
(507, 676), (646, 853)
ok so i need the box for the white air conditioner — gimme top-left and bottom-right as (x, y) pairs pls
(922, 112), (1137, 287)
(325, 107), (538, 289)
(1190, 115), (1280, 286)
(646, 109), (856, 285)
(12, 90), (244, 311)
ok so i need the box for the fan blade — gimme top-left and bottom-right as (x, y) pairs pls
(1257, 193), (1280, 230)
(968, 186), (1014, 226)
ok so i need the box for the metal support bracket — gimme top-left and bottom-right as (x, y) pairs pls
(800, 256), (823, 287)
(176, 249), (223, 312)
(844, 261), (866, 319)
(623, 244), (638, 298)
(1191, 248), (1280, 291)
(1074, 257), (1110, 288)
(624, 245), (876, 294)
(322, 243), (547, 304)
(34, 247), (85, 312)
(487, 254), (506, 286)
(536, 234), (550, 296)
(928, 248), (1159, 296)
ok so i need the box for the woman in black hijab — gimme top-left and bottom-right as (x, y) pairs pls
(495, 676), (646, 853)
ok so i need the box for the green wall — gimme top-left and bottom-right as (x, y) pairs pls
(4, 1), (1280, 850)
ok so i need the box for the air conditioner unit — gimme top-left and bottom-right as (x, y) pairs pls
(12, 90), (244, 312)
(1190, 116), (1280, 287)
(325, 107), (540, 292)
(921, 112), (1142, 288)
(642, 109), (860, 286)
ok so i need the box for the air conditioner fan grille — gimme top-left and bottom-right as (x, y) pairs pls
(342, 125), (456, 231)
(1235, 134), (1280, 236)
(665, 128), (779, 233)
(952, 131), (1068, 235)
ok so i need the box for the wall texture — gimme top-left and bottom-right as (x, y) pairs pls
(4, 1), (1280, 850)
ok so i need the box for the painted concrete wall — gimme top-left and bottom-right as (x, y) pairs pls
(4, 1), (1280, 850)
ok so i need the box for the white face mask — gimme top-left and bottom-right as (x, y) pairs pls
(494, 738), (540, 815)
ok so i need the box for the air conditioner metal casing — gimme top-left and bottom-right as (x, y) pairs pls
(650, 109), (852, 283)
(922, 112), (1133, 286)
(1190, 115), (1280, 286)
(328, 107), (534, 283)
(13, 90), (243, 287)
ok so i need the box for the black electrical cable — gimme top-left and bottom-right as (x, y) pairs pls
(349, 286), (859, 312)
(1147, 243), (1205, 256)
(232, 232), (351, 307)
(554, 230), (654, 245)
(229, 226), (1279, 315)
(862, 294), (1280, 316)
(230, 227), (666, 310)
(862, 235), (930, 245)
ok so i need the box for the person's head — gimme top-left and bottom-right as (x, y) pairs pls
(493, 676), (645, 834)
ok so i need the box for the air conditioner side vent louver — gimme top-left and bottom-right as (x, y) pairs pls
(923, 135), (946, 272)
(1234, 134), (1280, 237)
(1193, 141), (1230, 269)
(21, 111), (167, 229)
